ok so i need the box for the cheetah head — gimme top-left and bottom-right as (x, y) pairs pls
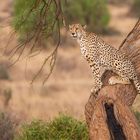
(69, 23), (87, 39)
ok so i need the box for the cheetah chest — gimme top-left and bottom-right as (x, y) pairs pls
(80, 46), (95, 65)
(80, 47), (87, 56)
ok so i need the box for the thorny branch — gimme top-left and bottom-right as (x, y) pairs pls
(4, 0), (66, 84)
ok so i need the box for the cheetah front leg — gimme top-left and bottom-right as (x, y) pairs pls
(90, 63), (103, 96)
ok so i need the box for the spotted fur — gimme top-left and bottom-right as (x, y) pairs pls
(69, 23), (140, 95)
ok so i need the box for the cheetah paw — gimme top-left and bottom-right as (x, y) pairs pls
(108, 77), (117, 85)
(91, 87), (99, 97)
(109, 76), (131, 85)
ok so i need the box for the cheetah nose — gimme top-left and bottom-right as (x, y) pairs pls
(72, 33), (75, 35)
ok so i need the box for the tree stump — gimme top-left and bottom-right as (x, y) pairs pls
(85, 18), (140, 140)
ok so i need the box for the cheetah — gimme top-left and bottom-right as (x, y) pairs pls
(69, 23), (140, 96)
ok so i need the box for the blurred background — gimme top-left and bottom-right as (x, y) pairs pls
(0, 0), (140, 139)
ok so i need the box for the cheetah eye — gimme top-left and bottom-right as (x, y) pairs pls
(75, 28), (78, 30)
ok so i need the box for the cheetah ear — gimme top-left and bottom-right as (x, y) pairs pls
(69, 25), (72, 29)
(82, 25), (87, 29)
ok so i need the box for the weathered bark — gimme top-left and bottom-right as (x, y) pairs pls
(85, 86), (140, 140)
(85, 18), (140, 140)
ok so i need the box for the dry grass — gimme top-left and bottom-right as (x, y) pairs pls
(0, 0), (139, 122)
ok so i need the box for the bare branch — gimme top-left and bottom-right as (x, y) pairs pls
(5, 0), (66, 83)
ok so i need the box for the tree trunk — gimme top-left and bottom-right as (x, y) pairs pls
(85, 18), (140, 140)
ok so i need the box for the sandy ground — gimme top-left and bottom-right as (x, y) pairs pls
(0, 0), (139, 121)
